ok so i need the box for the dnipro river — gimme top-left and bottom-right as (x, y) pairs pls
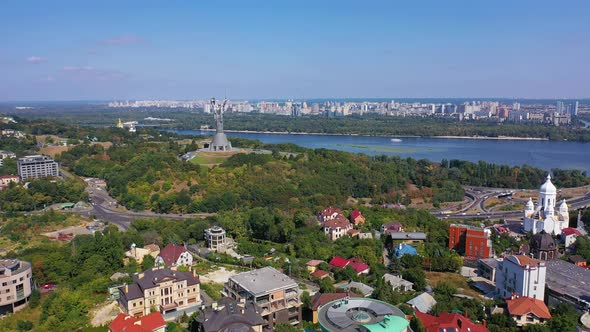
(171, 130), (590, 173)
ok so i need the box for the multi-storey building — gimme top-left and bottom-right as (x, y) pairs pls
(224, 267), (301, 329)
(495, 255), (546, 300)
(448, 224), (493, 259)
(118, 267), (201, 321)
(0, 259), (34, 315)
(17, 155), (59, 180)
(204, 226), (227, 251)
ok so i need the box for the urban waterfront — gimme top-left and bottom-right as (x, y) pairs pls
(173, 129), (590, 173)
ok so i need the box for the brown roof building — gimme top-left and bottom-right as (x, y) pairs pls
(118, 266), (201, 321)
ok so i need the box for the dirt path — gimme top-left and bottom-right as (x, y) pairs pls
(91, 300), (120, 327)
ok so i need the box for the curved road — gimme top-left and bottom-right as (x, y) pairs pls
(84, 179), (214, 229)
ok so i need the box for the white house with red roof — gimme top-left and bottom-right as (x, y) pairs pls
(322, 214), (353, 241)
(328, 256), (370, 275)
(318, 207), (343, 223)
(561, 227), (582, 248)
(109, 312), (166, 332)
(156, 244), (192, 267)
(506, 295), (551, 327)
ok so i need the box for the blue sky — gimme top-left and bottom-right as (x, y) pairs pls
(1, 0), (589, 101)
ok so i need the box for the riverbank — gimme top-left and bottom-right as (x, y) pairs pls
(194, 128), (548, 141)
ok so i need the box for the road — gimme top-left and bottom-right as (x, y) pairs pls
(84, 178), (214, 229)
(436, 185), (590, 221)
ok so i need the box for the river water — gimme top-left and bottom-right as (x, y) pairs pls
(172, 130), (590, 173)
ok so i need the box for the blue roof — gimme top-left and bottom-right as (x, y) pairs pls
(394, 244), (417, 258)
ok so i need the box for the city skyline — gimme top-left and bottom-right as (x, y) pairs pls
(1, 0), (590, 101)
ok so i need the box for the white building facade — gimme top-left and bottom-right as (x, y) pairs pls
(496, 255), (546, 300)
(524, 174), (569, 235)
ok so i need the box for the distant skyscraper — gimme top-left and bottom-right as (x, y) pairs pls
(556, 101), (564, 114)
(512, 102), (521, 111)
(573, 101), (579, 116)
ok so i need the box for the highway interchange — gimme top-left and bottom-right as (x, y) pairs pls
(73, 178), (590, 230)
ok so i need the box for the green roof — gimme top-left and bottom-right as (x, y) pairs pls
(362, 315), (409, 332)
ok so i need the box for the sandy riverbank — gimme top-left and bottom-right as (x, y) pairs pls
(194, 128), (548, 141)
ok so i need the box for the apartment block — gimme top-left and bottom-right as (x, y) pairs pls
(224, 267), (301, 329)
(449, 224), (493, 259)
(17, 155), (59, 180)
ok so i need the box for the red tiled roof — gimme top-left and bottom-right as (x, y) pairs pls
(506, 296), (551, 319)
(311, 292), (349, 310)
(323, 214), (352, 229)
(382, 222), (403, 232)
(158, 244), (187, 267)
(562, 228), (582, 236)
(329, 256), (349, 269)
(510, 255), (541, 268)
(320, 207), (342, 217)
(415, 311), (489, 332)
(311, 270), (329, 279)
(0, 175), (18, 179)
(347, 257), (369, 273)
(109, 312), (166, 332)
(350, 209), (362, 219)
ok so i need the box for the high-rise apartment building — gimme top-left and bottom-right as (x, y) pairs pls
(17, 155), (59, 180)
(448, 224), (493, 259)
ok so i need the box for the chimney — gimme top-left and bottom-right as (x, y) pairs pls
(124, 284), (128, 293)
(482, 319), (487, 328)
(212, 303), (217, 310)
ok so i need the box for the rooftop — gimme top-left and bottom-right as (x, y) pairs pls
(506, 296), (551, 319)
(388, 232), (427, 240)
(109, 312), (166, 332)
(546, 260), (590, 308)
(228, 266), (297, 296)
(317, 298), (408, 332)
(406, 292), (437, 313)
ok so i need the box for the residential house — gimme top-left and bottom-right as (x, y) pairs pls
(310, 292), (350, 323)
(569, 255), (587, 268)
(0, 175), (19, 189)
(381, 222), (404, 234)
(155, 244), (192, 267)
(306, 260), (324, 273)
(109, 312), (166, 332)
(328, 256), (370, 275)
(383, 273), (414, 292)
(322, 214), (353, 241)
(561, 227), (582, 248)
(415, 311), (489, 332)
(223, 267), (301, 330)
(349, 209), (365, 226)
(126, 243), (159, 264)
(406, 292), (437, 313)
(345, 281), (374, 297)
(194, 297), (265, 332)
(394, 243), (417, 258)
(495, 255), (546, 300)
(506, 295), (551, 327)
(310, 270), (330, 280)
(318, 207), (343, 223)
(117, 266), (201, 320)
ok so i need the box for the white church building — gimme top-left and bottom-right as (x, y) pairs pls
(523, 174), (569, 235)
